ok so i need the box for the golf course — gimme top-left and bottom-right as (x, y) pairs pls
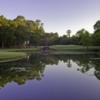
(0, 45), (100, 63)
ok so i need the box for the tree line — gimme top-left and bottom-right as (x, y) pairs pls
(0, 15), (100, 48)
(0, 15), (45, 48)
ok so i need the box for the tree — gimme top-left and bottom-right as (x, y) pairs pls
(3, 20), (16, 48)
(0, 15), (10, 48)
(92, 20), (100, 46)
(92, 31), (100, 46)
(76, 29), (91, 49)
(70, 35), (79, 45)
(13, 16), (28, 47)
(94, 20), (100, 32)
(0, 14), (46, 48)
(29, 20), (45, 47)
(66, 30), (71, 38)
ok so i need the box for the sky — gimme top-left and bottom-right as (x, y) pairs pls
(0, 0), (100, 36)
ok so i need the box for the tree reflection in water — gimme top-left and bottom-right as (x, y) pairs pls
(0, 53), (100, 88)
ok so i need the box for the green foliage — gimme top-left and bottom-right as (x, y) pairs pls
(92, 20), (100, 46)
(94, 20), (100, 32)
(0, 51), (26, 62)
(66, 29), (71, 38)
(0, 15), (45, 48)
(75, 29), (92, 48)
(92, 30), (100, 46)
(0, 14), (100, 47)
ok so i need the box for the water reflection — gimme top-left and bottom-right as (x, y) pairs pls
(0, 53), (100, 88)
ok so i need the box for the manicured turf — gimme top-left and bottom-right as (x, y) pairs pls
(0, 47), (39, 52)
(50, 45), (100, 51)
(0, 45), (100, 52)
(0, 45), (100, 62)
(0, 51), (27, 63)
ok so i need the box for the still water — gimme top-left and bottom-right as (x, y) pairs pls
(0, 53), (100, 100)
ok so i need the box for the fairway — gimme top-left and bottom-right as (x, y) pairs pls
(50, 45), (85, 49)
(50, 45), (100, 51)
(0, 45), (100, 62)
(0, 51), (27, 62)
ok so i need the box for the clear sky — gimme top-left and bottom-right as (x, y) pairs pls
(0, 0), (100, 36)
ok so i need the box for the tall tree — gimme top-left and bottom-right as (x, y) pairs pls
(76, 29), (91, 49)
(29, 19), (45, 47)
(92, 31), (100, 46)
(0, 15), (10, 48)
(92, 20), (100, 46)
(13, 16), (28, 47)
(94, 20), (100, 32)
(66, 30), (71, 38)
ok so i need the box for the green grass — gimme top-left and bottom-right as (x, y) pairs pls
(0, 45), (99, 52)
(0, 47), (39, 52)
(50, 45), (84, 49)
(50, 45), (100, 51)
(0, 51), (27, 63)
(0, 45), (100, 63)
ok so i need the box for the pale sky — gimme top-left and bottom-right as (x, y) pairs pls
(0, 0), (100, 36)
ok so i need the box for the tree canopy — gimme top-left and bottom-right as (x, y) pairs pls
(0, 14), (100, 48)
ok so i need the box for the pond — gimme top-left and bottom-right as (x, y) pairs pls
(0, 53), (100, 100)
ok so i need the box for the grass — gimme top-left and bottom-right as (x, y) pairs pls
(50, 45), (84, 50)
(0, 51), (27, 63)
(50, 45), (100, 52)
(0, 47), (39, 63)
(0, 45), (99, 52)
(0, 47), (39, 52)
(0, 45), (100, 62)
